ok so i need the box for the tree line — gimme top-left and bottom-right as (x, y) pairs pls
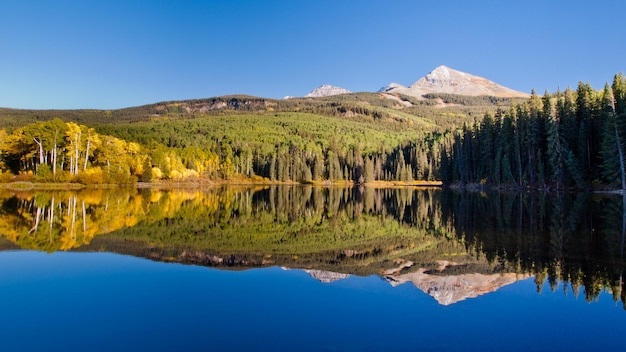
(441, 73), (626, 190)
(0, 119), (142, 183)
(0, 113), (446, 184)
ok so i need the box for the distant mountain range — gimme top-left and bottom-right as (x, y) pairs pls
(302, 65), (529, 98)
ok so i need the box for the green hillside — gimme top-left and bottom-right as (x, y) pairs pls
(0, 92), (519, 129)
(0, 92), (523, 185)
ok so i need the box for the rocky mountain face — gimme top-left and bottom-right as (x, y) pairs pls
(303, 66), (528, 99)
(304, 84), (351, 98)
(380, 65), (529, 98)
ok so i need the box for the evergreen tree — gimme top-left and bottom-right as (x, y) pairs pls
(479, 112), (495, 182)
(600, 83), (625, 188)
(545, 90), (565, 188)
(141, 157), (153, 182)
(613, 73), (626, 115)
(269, 154), (277, 181)
(312, 154), (323, 181)
(364, 156), (375, 183)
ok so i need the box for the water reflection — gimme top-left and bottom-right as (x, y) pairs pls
(0, 186), (625, 307)
(444, 191), (626, 305)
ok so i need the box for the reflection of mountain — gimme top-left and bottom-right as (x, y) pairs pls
(382, 261), (530, 305)
(304, 269), (350, 283)
(281, 267), (351, 283)
(284, 261), (528, 305)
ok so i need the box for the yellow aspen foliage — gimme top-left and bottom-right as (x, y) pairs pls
(151, 167), (163, 180)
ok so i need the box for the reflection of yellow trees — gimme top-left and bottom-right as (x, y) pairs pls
(0, 188), (230, 252)
(0, 190), (133, 251)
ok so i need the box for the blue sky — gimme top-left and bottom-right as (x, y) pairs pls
(1, 0), (624, 109)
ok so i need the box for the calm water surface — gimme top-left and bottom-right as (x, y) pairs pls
(0, 186), (625, 351)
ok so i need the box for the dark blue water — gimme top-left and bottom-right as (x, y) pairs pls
(0, 251), (624, 352)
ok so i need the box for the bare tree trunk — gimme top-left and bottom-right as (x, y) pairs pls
(83, 139), (91, 171)
(52, 143), (57, 176)
(74, 133), (80, 176)
(622, 193), (625, 259)
(33, 138), (44, 170)
(615, 123), (626, 190)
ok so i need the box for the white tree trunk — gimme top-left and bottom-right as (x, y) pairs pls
(83, 139), (91, 171)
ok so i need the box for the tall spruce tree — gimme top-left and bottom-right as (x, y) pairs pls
(600, 82), (625, 188)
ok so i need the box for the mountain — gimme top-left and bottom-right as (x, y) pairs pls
(378, 82), (406, 93)
(305, 84), (351, 97)
(381, 65), (530, 98)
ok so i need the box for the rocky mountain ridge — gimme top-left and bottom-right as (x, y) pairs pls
(303, 65), (529, 99)
(304, 84), (352, 98)
(381, 65), (529, 98)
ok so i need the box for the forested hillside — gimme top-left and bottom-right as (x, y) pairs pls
(0, 92), (516, 184)
(2, 74), (626, 189)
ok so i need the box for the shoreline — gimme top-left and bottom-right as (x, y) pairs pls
(3, 180), (625, 194)
(1, 179), (443, 191)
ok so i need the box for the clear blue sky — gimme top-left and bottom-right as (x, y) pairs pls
(1, 0), (624, 109)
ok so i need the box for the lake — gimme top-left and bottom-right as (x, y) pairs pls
(0, 186), (625, 351)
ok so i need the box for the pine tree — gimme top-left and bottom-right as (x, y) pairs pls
(395, 151), (406, 181)
(545, 90), (565, 188)
(141, 157), (153, 182)
(613, 73), (626, 115)
(479, 112), (495, 182)
(269, 154), (277, 181)
(599, 82), (625, 188)
(312, 154), (323, 181)
(364, 156), (374, 183)
(439, 148), (451, 184)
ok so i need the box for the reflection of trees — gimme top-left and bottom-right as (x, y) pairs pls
(444, 190), (626, 308)
(0, 186), (469, 276)
(2, 186), (626, 307)
(0, 189), (140, 251)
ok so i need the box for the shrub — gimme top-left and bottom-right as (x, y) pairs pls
(0, 170), (15, 183)
(77, 167), (106, 184)
(34, 164), (53, 182)
(14, 172), (34, 182)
